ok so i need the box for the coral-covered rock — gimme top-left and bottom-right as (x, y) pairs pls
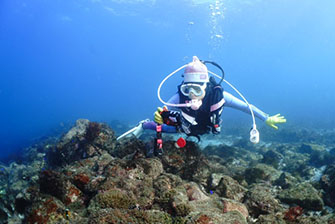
(112, 137), (147, 159)
(5, 120), (335, 224)
(274, 172), (299, 189)
(39, 170), (67, 200)
(212, 174), (247, 202)
(222, 198), (249, 219)
(184, 182), (209, 202)
(261, 149), (284, 169)
(95, 157), (158, 209)
(26, 196), (64, 224)
(136, 158), (163, 179)
(244, 163), (281, 185)
(73, 173), (90, 195)
(47, 119), (116, 166)
(59, 119), (90, 146)
(206, 155), (241, 179)
(320, 164), (335, 207)
(203, 143), (258, 164)
(208, 173), (225, 189)
(154, 173), (183, 196)
(284, 206), (303, 221)
(88, 188), (136, 211)
(0, 158), (48, 223)
(186, 211), (247, 224)
(39, 170), (86, 211)
(278, 182), (324, 211)
(54, 153), (113, 196)
(297, 216), (335, 224)
(298, 143), (325, 154)
(255, 213), (286, 224)
(187, 197), (248, 219)
(154, 177), (189, 215)
(88, 208), (174, 224)
(26, 196), (87, 224)
(155, 179), (208, 217)
(244, 184), (283, 217)
(278, 145), (312, 178)
(160, 141), (212, 190)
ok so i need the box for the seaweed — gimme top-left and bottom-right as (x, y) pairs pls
(85, 122), (101, 142)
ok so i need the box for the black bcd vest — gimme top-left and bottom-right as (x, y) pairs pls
(177, 77), (224, 137)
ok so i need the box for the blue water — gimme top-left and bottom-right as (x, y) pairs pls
(1, 0), (334, 160)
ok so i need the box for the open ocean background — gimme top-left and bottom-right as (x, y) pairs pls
(0, 0), (334, 161)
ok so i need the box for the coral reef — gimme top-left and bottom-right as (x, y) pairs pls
(0, 119), (335, 223)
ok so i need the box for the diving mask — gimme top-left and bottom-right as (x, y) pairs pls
(180, 83), (206, 97)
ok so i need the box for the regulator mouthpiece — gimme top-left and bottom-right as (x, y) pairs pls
(189, 99), (202, 110)
(250, 128), (260, 144)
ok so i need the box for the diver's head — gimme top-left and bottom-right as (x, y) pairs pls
(181, 56), (208, 100)
(183, 56), (209, 83)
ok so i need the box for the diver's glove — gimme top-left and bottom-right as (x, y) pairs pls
(154, 106), (180, 126)
(266, 114), (286, 130)
(154, 106), (169, 124)
(154, 107), (165, 124)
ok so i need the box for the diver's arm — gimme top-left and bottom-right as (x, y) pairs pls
(223, 91), (269, 121)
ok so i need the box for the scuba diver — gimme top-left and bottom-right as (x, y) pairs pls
(117, 56), (286, 154)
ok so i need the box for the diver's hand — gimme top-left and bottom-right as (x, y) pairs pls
(266, 114), (286, 130)
(154, 106), (168, 124)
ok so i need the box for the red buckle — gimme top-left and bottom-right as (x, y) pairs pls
(156, 125), (162, 132)
(214, 124), (219, 128)
(157, 139), (163, 148)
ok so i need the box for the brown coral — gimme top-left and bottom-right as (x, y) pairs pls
(85, 122), (101, 142)
(73, 173), (90, 190)
(284, 206), (303, 221)
(196, 214), (211, 224)
(64, 186), (81, 205)
(27, 198), (59, 224)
